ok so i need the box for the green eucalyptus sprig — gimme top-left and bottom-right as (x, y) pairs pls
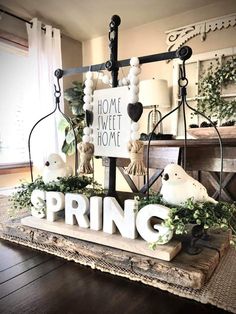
(138, 194), (236, 245)
(197, 57), (236, 122)
(10, 176), (103, 213)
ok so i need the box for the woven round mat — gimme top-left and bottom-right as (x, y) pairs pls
(0, 195), (235, 313)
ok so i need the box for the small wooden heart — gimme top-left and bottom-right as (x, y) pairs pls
(127, 102), (143, 122)
(85, 110), (94, 126)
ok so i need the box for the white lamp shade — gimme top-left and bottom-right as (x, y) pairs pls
(139, 78), (170, 108)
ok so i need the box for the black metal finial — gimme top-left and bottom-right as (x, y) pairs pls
(54, 68), (64, 79)
(176, 46), (192, 61)
(110, 15), (121, 27)
(105, 60), (113, 71)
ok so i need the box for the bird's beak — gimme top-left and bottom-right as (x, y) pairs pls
(163, 173), (169, 181)
(45, 161), (50, 166)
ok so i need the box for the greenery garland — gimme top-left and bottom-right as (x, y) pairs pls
(10, 176), (236, 249)
(10, 176), (103, 216)
(197, 57), (236, 121)
(138, 194), (236, 248)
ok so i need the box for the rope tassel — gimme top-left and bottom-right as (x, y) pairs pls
(77, 142), (94, 174)
(126, 140), (146, 176)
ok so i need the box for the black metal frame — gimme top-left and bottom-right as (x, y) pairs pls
(53, 15), (193, 197)
(28, 14), (223, 200)
(145, 64), (223, 199)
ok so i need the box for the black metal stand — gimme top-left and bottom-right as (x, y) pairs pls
(105, 15), (120, 197)
(54, 15), (192, 198)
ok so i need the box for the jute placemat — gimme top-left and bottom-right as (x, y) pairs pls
(0, 195), (235, 313)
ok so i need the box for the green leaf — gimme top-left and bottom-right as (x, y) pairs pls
(66, 129), (76, 144)
(61, 141), (70, 154)
(66, 142), (76, 156)
(58, 118), (69, 132)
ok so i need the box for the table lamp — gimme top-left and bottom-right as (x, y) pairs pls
(139, 78), (172, 140)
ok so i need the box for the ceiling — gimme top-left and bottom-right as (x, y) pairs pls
(0, 0), (221, 42)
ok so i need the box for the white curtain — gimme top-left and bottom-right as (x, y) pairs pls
(26, 18), (63, 169)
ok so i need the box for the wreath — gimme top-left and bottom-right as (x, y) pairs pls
(197, 57), (236, 122)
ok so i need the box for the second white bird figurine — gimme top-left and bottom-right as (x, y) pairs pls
(42, 153), (72, 184)
(160, 164), (217, 205)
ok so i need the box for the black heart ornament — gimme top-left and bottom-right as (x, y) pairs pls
(85, 110), (94, 126)
(127, 102), (143, 122)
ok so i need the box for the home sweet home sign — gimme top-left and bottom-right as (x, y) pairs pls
(92, 86), (131, 158)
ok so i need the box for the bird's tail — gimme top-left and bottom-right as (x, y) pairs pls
(207, 196), (218, 204)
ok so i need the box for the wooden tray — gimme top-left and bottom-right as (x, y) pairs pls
(1, 216), (231, 290)
(187, 126), (236, 139)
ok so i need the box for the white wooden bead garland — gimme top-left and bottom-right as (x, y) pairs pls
(78, 61), (145, 176)
(97, 71), (131, 88)
(77, 71), (94, 174)
(126, 57), (146, 176)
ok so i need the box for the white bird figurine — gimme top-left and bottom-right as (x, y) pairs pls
(42, 153), (72, 184)
(160, 164), (217, 205)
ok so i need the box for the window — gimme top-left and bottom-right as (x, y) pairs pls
(0, 41), (32, 166)
(172, 47), (236, 137)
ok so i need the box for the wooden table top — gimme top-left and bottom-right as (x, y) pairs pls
(0, 239), (229, 314)
(144, 138), (236, 147)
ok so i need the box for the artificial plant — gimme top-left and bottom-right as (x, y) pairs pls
(138, 193), (236, 249)
(10, 176), (103, 216)
(60, 81), (85, 155)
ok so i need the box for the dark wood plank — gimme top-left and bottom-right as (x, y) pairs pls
(185, 147), (236, 172)
(0, 254), (51, 284)
(0, 241), (36, 272)
(0, 256), (64, 299)
(0, 258), (228, 314)
(144, 147), (180, 169)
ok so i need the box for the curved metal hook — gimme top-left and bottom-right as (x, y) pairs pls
(54, 79), (78, 175)
(146, 102), (183, 199)
(28, 105), (57, 182)
(28, 77), (79, 182)
(146, 59), (223, 201)
(185, 101), (223, 199)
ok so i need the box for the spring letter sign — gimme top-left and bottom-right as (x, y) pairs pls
(92, 86), (131, 158)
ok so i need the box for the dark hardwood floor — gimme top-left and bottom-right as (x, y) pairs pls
(0, 239), (229, 314)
